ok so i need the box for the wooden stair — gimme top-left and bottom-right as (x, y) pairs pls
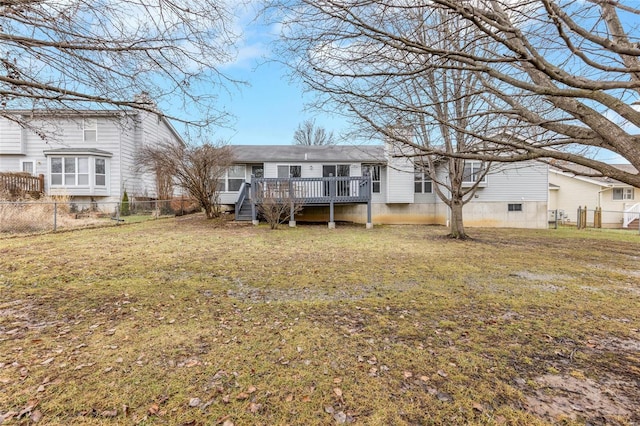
(235, 199), (253, 221)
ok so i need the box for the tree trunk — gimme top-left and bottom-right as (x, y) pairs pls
(449, 198), (467, 239)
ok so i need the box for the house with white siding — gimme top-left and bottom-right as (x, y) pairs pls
(0, 109), (184, 205)
(549, 164), (639, 228)
(222, 143), (549, 228)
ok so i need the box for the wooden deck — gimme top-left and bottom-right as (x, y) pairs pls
(235, 176), (372, 226)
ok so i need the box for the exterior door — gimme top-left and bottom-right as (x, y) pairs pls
(323, 165), (350, 197)
(323, 165), (336, 197)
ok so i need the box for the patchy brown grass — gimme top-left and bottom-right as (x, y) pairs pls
(0, 218), (639, 425)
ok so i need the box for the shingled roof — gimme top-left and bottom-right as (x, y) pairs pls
(229, 145), (385, 163)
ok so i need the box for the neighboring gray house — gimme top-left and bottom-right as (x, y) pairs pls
(0, 109), (184, 205)
(221, 143), (549, 228)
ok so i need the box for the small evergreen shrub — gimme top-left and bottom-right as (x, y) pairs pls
(121, 190), (130, 216)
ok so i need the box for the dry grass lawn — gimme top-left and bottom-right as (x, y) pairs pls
(0, 217), (639, 425)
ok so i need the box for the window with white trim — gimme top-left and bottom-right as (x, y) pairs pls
(50, 156), (107, 188)
(277, 165), (302, 178)
(462, 161), (486, 185)
(95, 158), (106, 186)
(613, 187), (634, 200)
(227, 165), (245, 192)
(83, 118), (97, 142)
(362, 164), (381, 193)
(21, 160), (35, 174)
(414, 167), (432, 193)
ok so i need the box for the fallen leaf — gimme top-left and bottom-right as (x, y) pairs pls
(333, 388), (343, 397)
(334, 411), (347, 424)
(185, 359), (200, 368)
(247, 385), (257, 394)
(472, 402), (484, 412)
(333, 377), (342, 384)
(437, 370), (448, 378)
(100, 409), (118, 417)
(36, 385), (45, 393)
(403, 371), (413, 379)
(188, 398), (201, 407)
(40, 358), (54, 366)
(301, 395), (311, 402)
(222, 420), (234, 426)
(419, 375), (429, 382)
(222, 395), (230, 403)
(324, 406), (335, 414)
(30, 409), (43, 423)
(148, 403), (159, 415)
(248, 402), (262, 413)
(236, 392), (249, 401)
(285, 394), (294, 402)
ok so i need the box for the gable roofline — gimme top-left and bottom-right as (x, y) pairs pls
(549, 167), (637, 188)
(3, 108), (186, 146)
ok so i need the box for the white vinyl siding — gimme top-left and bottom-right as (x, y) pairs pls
(0, 119), (25, 154)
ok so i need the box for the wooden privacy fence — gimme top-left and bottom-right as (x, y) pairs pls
(0, 173), (45, 195)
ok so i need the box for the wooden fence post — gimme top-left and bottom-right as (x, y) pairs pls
(594, 207), (602, 228)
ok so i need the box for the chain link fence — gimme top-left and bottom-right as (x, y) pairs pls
(0, 198), (200, 237)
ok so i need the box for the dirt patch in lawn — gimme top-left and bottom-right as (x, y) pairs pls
(523, 373), (636, 425)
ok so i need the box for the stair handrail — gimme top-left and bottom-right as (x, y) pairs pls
(622, 202), (640, 228)
(234, 182), (249, 220)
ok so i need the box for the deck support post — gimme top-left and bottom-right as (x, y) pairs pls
(366, 199), (372, 229)
(328, 201), (335, 229)
(289, 200), (296, 227)
(251, 175), (259, 226)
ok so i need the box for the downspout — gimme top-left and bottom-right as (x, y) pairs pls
(597, 186), (613, 208)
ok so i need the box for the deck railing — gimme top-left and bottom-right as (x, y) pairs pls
(251, 176), (371, 204)
(623, 203), (640, 228)
(235, 181), (249, 213)
(0, 173), (45, 195)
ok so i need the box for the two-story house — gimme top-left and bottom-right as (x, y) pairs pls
(0, 109), (184, 206)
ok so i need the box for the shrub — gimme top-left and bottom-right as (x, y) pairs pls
(121, 190), (130, 216)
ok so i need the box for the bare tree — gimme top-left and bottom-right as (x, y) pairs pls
(269, 0), (640, 187)
(138, 142), (234, 219)
(0, 0), (240, 130)
(293, 119), (336, 145)
(254, 181), (304, 229)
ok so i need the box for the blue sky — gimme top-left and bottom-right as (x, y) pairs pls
(198, 12), (352, 147)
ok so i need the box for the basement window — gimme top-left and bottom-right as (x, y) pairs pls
(508, 203), (523, 212)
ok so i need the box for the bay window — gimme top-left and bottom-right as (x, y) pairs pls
(47, 151), (110, 195)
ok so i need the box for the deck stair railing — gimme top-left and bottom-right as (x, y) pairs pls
(623, 203), (640, 228)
